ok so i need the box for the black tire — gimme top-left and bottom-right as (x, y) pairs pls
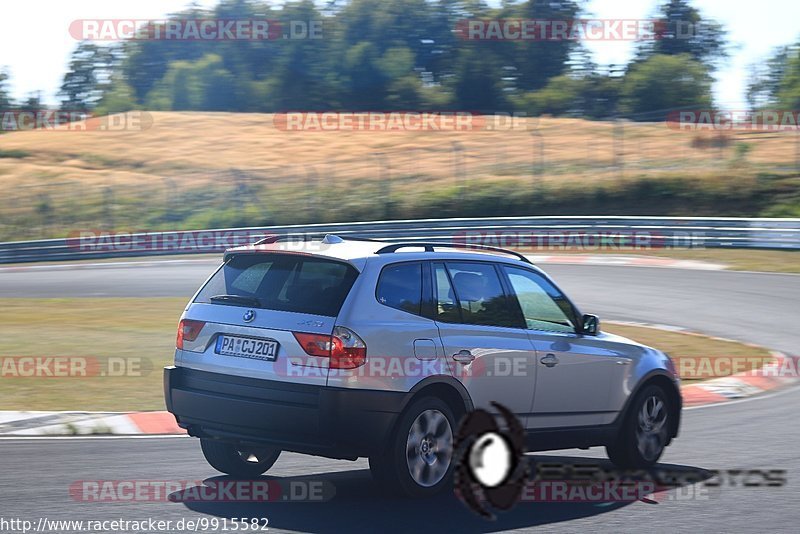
(607, 384), (671, 469)
(200, 438), (281, 478)
(369, 397), (457, 498)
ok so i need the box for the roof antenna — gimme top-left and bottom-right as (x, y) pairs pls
(321, 234), (344, 244)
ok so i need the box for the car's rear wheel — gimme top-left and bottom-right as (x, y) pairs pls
(200, 438), (281, 478)
(370, 397), (456, 497)
(607, 384), (670, 469)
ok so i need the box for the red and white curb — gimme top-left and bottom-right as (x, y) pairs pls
(608, 320), (798, 407)
(0, 411), (183, 436)
(681, 351), (798, 406)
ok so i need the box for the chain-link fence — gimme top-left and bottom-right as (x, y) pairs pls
(1, 115), (798, 241)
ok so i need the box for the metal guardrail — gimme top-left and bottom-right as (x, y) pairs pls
(0, 216), (798, 264)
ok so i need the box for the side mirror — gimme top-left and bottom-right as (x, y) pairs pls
(582, 314), (600, 335)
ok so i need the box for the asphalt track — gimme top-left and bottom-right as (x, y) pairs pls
(1, 259), (799, 533)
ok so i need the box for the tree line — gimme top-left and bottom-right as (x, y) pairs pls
(0, 0), (798, 121)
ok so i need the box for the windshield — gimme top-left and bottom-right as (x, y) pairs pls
(195, 254), (358, 317)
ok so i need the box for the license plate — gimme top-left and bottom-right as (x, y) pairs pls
(215, 335), (279, 361)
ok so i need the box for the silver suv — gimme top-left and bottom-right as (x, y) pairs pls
(164, 235), (681, 497)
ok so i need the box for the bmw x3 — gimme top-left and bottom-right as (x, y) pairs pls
(164, 235), (681, 497)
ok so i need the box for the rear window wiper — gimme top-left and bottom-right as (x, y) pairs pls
(209, 294), (262, 307)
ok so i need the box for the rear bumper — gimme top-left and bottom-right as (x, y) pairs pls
(164, 366), (404, 459)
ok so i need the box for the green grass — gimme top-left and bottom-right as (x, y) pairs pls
(0, 148), (31, 158)
(605, 323), (773, 382)
(0, 298), (185, 411)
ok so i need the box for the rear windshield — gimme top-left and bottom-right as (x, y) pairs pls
(195, 254), (359, 317)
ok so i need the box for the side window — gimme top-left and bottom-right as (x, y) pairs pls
(443, 262), (518, 328)
(376, 262), (423, 315)
(503, 266), (576, 333)
(433, 263), (460, 323)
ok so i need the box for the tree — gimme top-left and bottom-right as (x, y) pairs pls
(0, 68), (12, 109)
(332, 0), (450, 109)
(637, 0), (727, 68)
(59, 42), (113, 111)
(121, 4), (220, 104)
(266, 0), (336, 110)
(746, 46), (791, 110)
(775, 45), (800, 110)
(578, 73), (623, 119)
(145, 54), (240, 111)
(620, 54), (713, 120)
(20, 92), (42, 112)
(510, 0), (581, 91)
(747, 43), (800, 111)
(449, 44), (508, 112)
(95, 76), (138, 115)
(519, 74), (585, 116)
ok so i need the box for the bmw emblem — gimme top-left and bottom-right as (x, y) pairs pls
(243, 310), (256, 323)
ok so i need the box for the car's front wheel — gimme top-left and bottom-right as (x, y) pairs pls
(607, 384), (670, 469)
(370, 397), (456, 497)
(200, 438), (281, 478)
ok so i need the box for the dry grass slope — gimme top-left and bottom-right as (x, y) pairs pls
(0, 112), (797, 240)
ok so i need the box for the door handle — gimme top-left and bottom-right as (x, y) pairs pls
(452, 349), (475, 363)
(540, 354), (559, 367)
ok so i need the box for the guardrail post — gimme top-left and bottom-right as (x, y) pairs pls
(452, 141), (465, 202)
(103, 186), (114, 231)
(530, 121), (544, 182)
(305, 165), (318, 216)
(36, 192), (52, 239)
(796, 130), (799, 172)
(613, 118), (624, 179)
(373, 152), (392, 219)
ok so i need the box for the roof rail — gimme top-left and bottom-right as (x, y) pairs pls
(375, 241), (533, 264)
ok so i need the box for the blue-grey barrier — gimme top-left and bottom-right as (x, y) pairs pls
(0, 216), (798, 264)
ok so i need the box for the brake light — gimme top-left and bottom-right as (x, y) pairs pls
(177, 319), (205, 349)
(331, 326), (367, 369)
(293, 332), (333, 357)
(293, 326), (366, 369)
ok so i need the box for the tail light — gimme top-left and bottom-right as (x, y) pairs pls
(293, 332), (334, 357)
(177, 319), (205, 349)
(331, 326), (367, 369)
(293, 326), (366, 369)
